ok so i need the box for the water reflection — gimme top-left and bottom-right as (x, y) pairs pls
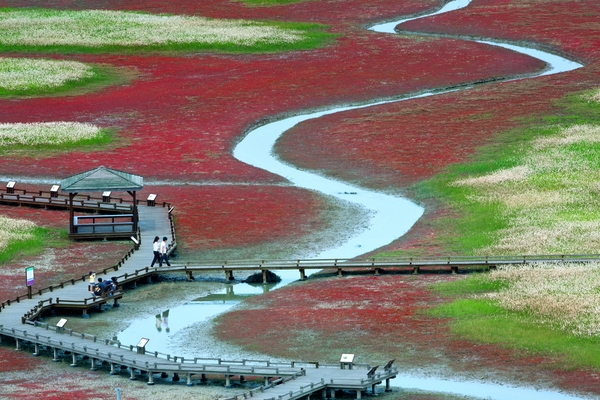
(114, 270), (299, 351)
(390, 375), (587, 400)
(155, 310), (169, 333)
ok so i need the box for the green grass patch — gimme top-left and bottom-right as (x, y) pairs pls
(0, 63), (133, 98)
(435, 303), (600, 369)
(0, 126), (116, 157)
(430, 274), (508, 297)
(0, 226), (54, 264)
(427, 265), (600, 370)
(427, 298), (505, 318)
(0, 8), (336, 54)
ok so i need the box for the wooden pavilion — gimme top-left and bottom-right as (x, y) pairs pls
(60, 166), (143, 240)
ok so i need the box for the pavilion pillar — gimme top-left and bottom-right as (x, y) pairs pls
(128, 190), (138, 232)
(69, 193), (77, 234)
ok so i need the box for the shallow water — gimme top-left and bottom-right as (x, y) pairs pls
(116, 1), (588, 398)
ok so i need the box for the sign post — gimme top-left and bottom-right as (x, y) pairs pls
(26, 266), (34, 299)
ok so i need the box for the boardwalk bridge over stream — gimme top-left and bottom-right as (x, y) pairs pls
(0, 187), (599, 399)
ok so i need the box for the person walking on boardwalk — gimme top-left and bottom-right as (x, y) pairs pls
(159, 236), (171, 267)
(150, 236), (161, 267)
(88, 271), (96, 292)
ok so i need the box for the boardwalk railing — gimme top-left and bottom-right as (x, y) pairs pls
(174, 253), (600, 281)
(1, 323), (306, 378)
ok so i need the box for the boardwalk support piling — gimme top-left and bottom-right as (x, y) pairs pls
(300, 268), (306, 280)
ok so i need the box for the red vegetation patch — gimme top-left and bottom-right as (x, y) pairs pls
(0, 347), (43, 371)
(400, 0), (600, 63)
(217, 274), (457, 359)
(160, 185), (324, 252)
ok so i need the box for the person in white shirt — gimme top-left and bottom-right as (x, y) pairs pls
(150, 236), (161, 267)
(159, 236), (171, 267)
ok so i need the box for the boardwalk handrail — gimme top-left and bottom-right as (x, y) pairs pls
(2, 323), (306, 378)
(179, 253), (600, 270)
(11, 321), (308, 374)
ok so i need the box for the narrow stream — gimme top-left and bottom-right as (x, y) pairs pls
(116, 1), (588, 398)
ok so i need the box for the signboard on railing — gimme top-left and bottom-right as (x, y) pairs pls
(26, 266), (34, 286)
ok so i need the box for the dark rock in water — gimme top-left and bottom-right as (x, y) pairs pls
(243, 270), (282, 283)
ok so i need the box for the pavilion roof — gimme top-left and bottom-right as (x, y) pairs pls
(60, 166), (143, 193)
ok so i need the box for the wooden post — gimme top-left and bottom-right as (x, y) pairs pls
(147, 372), (155, 385)
(186, 270), (193, 281)
(186, 373), (193, 387)
(225, 375), (231, 388)
(262, 270), (267, 284)
(374, 267), (380, 276)
(385, 378), (391, 392)
(300, 268), (306, 280)
(130, 368), (136, 380)
(69, 193), (77, 234)
(412, 266), (419, 275)
(128, 190), (138, 233)
(71, 353), (77, 367)
(53, 347), (59, 362)
(337, 268), (343, 277)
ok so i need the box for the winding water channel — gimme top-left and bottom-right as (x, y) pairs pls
(117, 1), (587, 398)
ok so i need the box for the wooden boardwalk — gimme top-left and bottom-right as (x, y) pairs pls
(0, 196), (396, 399)
(163, 253), (600, 283)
